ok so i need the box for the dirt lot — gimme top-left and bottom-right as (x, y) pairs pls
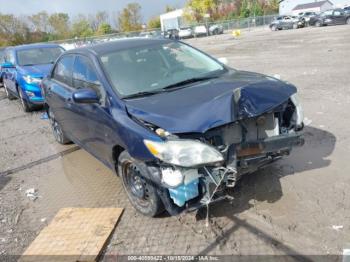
(1, 25), (350, 260)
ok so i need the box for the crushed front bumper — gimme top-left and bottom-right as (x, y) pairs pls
(140, 132), (304, 215)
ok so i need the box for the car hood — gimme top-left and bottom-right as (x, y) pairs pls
(19, 64), (53, 78)
(125, 70), (297, 134)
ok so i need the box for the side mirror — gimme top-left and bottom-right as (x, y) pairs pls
(72, 88), (100, 104)
(218, 57), (228, 65)
(2, 62), (15, 68)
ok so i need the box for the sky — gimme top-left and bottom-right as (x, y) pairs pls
(0, 0), (186, 21)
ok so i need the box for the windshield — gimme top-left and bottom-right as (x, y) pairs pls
(17, 47), (64, 66)
(100, 42), (225, 97)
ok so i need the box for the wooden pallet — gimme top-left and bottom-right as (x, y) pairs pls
(21, 207), (123, 262)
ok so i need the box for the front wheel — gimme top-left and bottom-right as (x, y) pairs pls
(18, 88), (33, 112)
(48, 108), (71, 144)
(118, 151), (164, 217)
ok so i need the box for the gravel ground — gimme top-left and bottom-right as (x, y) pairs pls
(0, 25), (350, 260)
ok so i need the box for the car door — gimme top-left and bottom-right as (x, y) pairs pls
(71, 55), (114, 164)
(45, 55), (77, 140)
(333, 10), (346, 24)
(4, 49), (18, 95)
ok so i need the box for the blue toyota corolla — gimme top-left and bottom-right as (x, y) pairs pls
(42, 38), (304, 217)
(3, 43), (64, 112)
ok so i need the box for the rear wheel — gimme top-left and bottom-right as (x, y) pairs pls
(118, 151), (164, 217)
(48, 108), (71, 144)
(4, 83), (16, 100)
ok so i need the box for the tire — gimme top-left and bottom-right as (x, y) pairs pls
(346, 18), (350, 25)
(4, 83), (16, 100)
(18, 87), (33, 112)
(48, 107), (71, 145)
(118, 151), (164, 217)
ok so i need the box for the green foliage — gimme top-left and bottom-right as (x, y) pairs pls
(97, 23), (113, 35)
(72, 15), (94, 38)
(118, 2), (143, 32)
(186, 0), (219, 22)
(48, 13), (70, 39)
(147, 16), (161, 29)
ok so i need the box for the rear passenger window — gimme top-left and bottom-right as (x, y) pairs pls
(72, 56), (100, 91)
(53, 56), (74, 86)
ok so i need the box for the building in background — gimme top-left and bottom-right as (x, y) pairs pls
(291, 1), (333, 15)
(280, 0), (350, 15)
(160, 9), (185, 31)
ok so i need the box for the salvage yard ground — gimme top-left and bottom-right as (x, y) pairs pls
(1, 25), (350, 260)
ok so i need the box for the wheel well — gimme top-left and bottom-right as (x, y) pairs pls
(112, 145), (125, 174)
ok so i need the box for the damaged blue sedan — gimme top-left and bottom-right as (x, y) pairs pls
(42, 38), (304, 217)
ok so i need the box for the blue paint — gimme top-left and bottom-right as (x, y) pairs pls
(169, 179), (199, 207)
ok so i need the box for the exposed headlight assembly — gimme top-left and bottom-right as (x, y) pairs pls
(23, 75), (42, 84)
(144, 139), (224, 167)
(291, 93), (304, 128)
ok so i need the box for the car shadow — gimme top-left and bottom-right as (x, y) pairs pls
(200, 125), (336, 218)
(190, 126), (336, 257)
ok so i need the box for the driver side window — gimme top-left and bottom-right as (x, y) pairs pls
(72, 55), (101, 92)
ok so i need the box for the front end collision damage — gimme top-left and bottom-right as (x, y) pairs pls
(127, 89), (305, 215)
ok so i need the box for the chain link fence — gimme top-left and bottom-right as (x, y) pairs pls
(52, 14), (277, 49)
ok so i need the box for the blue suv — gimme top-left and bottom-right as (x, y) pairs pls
(3, 44), (64, 112)
(42, 39), (304, 217)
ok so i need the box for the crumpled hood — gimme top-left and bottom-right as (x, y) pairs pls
(19, 64), (53, 78)
(125, 70), (297, 134)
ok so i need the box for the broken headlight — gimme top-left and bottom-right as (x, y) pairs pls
(144, 139), (224, 168)
(290, 93), (304, 128)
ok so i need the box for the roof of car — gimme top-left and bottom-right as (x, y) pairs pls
(292, 0), (333, 11)
(10, 43), (62, 51)
(66, 38), (173, 56)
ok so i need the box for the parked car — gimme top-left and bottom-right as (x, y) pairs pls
(298, 11), (317, 26)
(2, 44), (64, 112)
(0, 48), (6, 87)
(209, 24), (224, 35)
(178, 28), (193, 39)
(194, 25), (208, 37)
(42, 38), (304, 217)
(270, 15), (305, 31)
(311, 9), (350, 26)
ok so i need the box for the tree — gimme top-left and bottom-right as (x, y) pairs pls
(147, 16), (161, 29)
(72, 15), (93, 37)
(0, 14), (29, 45)
(97, 23), (113, 35)
(118, 3), (142, 32)
(165, 5), (176, 12)
(29, 11), (50, 32)
(185, 0), (219, 22)
(48, 13), (70, 38)
(89, 11), (109, 31)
